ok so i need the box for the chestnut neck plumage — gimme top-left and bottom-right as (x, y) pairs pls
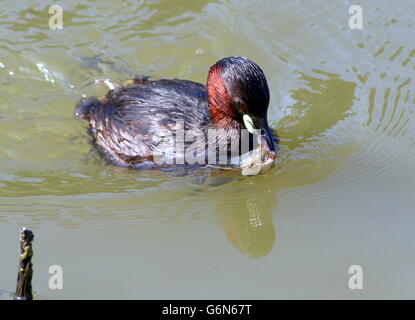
(206, 65), (241, 130)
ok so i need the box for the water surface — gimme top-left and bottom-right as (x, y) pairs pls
(1, 0), (415, 299)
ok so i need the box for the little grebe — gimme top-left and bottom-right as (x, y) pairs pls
(76, 56), (277, 172)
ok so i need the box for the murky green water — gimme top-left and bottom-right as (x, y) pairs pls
(1, 0), (414, 299)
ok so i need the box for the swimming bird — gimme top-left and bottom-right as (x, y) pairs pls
(76, 56), (277, 172)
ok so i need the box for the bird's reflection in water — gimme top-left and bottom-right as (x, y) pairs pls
(190, 168), (277, 259)
(221, 197), (276, 259)
(187, 68), (358, 258)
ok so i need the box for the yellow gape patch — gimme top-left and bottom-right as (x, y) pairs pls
(243, 114), (255, 134)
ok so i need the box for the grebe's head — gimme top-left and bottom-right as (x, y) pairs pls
(207, 56), (275, 152)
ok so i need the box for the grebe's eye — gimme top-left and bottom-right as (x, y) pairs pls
(234, 99), (248, 115)
(234, 101), (241, 115)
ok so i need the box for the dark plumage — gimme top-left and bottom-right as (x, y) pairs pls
(76, 56), (277, 170)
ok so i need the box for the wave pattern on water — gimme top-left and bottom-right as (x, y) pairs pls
(0, 0), (414, 271)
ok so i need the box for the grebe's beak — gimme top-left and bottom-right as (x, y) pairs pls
(262, 121), (276, 153)
(243, 115), (276, 153)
